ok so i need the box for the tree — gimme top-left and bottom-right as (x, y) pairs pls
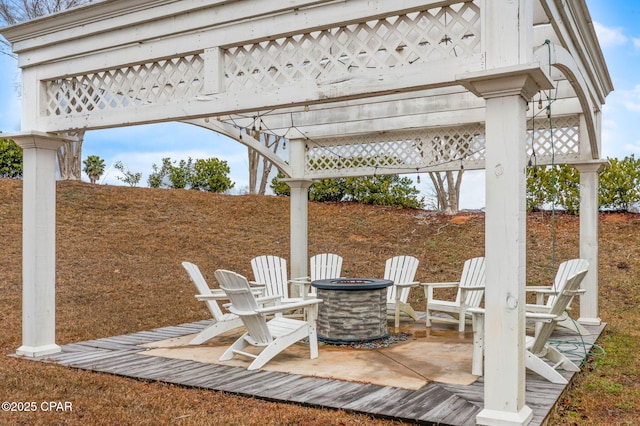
(247, 129), (283, 195)
(599, 155), (640, 211)
(526, 157), (640, 214)
(0, 137), (22, 178)
(147, 157), (193, 189)
(113, 161), (142, 187)
(271, 173), (424, 209)
(428, 170), (463, 215)
(57, 130), (85, 180)
(148, 156), (234, 192)
(191, 158), (235, 193)
(147, 158), (172, 188)
(526, 164), (579, 214)
(82, 155), (105, 184)
(167, 158), (193, 189)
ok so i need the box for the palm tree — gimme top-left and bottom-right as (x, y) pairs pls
(83, 155), (105, 184)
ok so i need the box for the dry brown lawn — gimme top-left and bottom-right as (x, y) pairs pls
(1, 178), (638, 425)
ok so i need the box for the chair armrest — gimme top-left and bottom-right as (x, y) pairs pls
(255, 298), (322, 315)
(222, 295), (282, 310)
(195, 292), (227, 301)
(421, 282), (460, 289)
(525, 303), (551, 313)
(563, 289), (587, 296)
(255, 295), (283, 304)
(459, 285), (485, 291)
(289, 279), (314, 300)
(198, 289), (262, 301)
(525, 311), (557, 322)
(526, 286), (559, 295)
(396, 281), (420, 288)
(289, 276), (310, 284)
(466, 307), (485, 315)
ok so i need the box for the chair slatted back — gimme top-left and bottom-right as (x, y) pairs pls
(459, 257), (486, 308)
(251, 255), (289, 298)
(182, 262), (224, 320)
(384, 255), (419, 303)
(310, 253), (343, 281)
(547, 259), (590, 307)
(215, 269), (272, 345)
(530, 267), (589, 355)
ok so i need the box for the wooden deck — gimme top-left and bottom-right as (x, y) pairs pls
(18, 321), (605, 425)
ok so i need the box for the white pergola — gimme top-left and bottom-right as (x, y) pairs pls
(1, 1), (612, 424)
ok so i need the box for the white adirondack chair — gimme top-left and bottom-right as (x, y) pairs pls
(526, 258), (591, 336)
(182, 261), (244, 345)
(250, 255), (295, 300)
(215, 269), (322, 370)
(470, 267), (588, 384)
(423, 256), (485, 332)
(310, 253), (343, 281)
(384, 255), (420, 329)
(290, 253), (343, 298)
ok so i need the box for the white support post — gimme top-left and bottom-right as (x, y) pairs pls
(575, 162), (606, 325)
(458, 1), (551, 423)
(479, 84), (532, 426)
(283, 139), (313, 293)
(573, 113), (606, 326)
(12, 132), (68, 357)
(461, 72), (546, 426)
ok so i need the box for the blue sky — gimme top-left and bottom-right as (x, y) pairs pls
(1, 0), (638, 209)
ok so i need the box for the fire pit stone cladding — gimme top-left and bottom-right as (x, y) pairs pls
(312, 278), (393, 344)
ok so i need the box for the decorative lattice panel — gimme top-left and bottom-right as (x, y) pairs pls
(527, 115), (580, 161)
(44, 55), (204, 116)
(224, 1), (480, 92)
(305, 124), (486, 177)
(303, 115), (581, 177)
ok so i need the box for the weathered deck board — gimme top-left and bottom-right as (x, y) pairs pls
(14, 321), (605, 425)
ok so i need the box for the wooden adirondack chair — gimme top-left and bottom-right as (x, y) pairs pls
(470, 267), (589, 384)
(384, 255), (420, 329)
(182, 261), (244, 345)
(526, 258), (591, 336)
(423, 256), (485, 332)
(215, 269), (322, 370)
(290, 253), (343, 298)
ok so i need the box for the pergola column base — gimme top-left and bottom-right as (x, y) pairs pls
(476, 406), (533, 426)
(578, 316), (602, 326)
(16, 344), (61, 358)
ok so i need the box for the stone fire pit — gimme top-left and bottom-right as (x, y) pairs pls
(311, 278), (393, 344)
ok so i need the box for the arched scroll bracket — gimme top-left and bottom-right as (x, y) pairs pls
(534, 42), (600, 159)
(182, 118), (292, 178)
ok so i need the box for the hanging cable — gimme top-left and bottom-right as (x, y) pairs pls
(546, 40), (557, 271)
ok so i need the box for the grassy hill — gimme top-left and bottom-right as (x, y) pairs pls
(0, 178), (638, 424)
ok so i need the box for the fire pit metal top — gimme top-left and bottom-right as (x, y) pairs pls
(311, 278), (393, 290)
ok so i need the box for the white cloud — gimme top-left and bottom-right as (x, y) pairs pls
(593, 22), (628, 48)
(621, 85), (640, 113)
(634, 37), (640, 49)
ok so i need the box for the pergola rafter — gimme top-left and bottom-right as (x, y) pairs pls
(1, 1), (612, 424)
